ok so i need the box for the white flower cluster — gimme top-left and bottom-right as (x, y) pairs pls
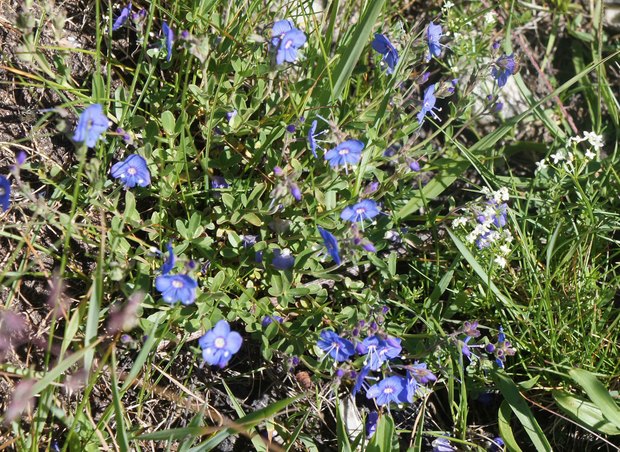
(538, 131), (604, 173)
(452, 188), (512, 268)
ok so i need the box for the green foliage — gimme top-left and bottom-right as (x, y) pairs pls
(0, 0), (618, 450)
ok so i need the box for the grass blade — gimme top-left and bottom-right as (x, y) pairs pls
(493, 370), (551, 452)
(568, 368), (620, 429)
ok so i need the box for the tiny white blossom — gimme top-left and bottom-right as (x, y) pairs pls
(499, 244), (510, 255)
(496, 187), (509, 202)
(503, 230), (513, 243)
(583, 131), (604, 150)
(585, 149), (596, 160)
(535, 159), (547, 172)
(484, 11), (496, 24)
(453, 217), (468, 228)
(494, 256), (507, 268)
(550, 151), (564, 164)
(443, 0), (455, 9)
(566, 152), (575, 163)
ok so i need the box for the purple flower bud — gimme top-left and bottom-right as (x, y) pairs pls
(180, 30), (190, 40)
(16, 151), (27, 166)
(362, 241), (377, 253)
(290, 356), (300, 367)
(348, 370), (357, 379)
(335, 368), (345, 378)
(364, 181), (380, 195)
(273, 166), (284, 177)
(261, 315), (284, 327)
(289, 183), (302, 201)
(352, 327), (360, 337)
(420, 71), (431, 84)
(286, 124), (296, 133)
(226, 110), (237, 121)
(120, 334), (133, 343)
(494, 102), (503, 112)
(492, 40), (501, 50)
(358, 320), (366, 328)
(485, 343), (496, 353)
(186, 260), (197, 270)
(255, 251), (264, 264)
(409, 160), (420, 172)
(381, 306), (389, 314)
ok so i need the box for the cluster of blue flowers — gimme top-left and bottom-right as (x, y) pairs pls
(112, 2), (174, 62)
(317, 325), (437, 408)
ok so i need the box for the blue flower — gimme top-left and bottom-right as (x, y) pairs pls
(432, 437), (456, 452)
(112, 2), (131, 31)
(110, 154), (151, 188)
(318, 227), (341, 265)
(211, 176), (229, 189)
(317, 330), (355, 362)
(371, 33), (399, 74)
(271, 19), (294, 47)
(426, 22), (442, 61)
(366, 376), (408, 406)
(199, 320), (243, 368)
(357, 335), (401, 370)
(352, 365), (371, 395)
(492, 53), (516, 87)
(272, 248), (295, 270)
(340, 200), (380, 224)
(261, 315), (284, 327)
(417, 84), (440, 124)
(404, 371), (420, 403)
(408, 362), (437, 384)
(276, 28), (307, 65)
(73, 104), (109, 148)
(307, 120), (321, 157)
(366, 411), (379, 438)
(155, 274), (198, 305)
(324, 139), (364, 171)
(160, 242), (175, 275)
(162, 21), (174, 62)
(0, 176), (10, 212)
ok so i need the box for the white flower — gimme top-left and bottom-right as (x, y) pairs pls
(585, 149), (596, 160)
(484, 12), (496, 24)
(583, 131), (604, 150)
(494, 256), (507, 268)
(550, 151), (564, 164)
(443, 0), (455, 9)
(499, 244), (510, 255)
(566, 152), (574, 162)
(535, 159), (547, 172)
(452, 217), (468, 228)
(503, 230), (513, 243)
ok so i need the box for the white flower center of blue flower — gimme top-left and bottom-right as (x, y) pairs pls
(214, 337), (226, 348)
(127, 166), (137, 175)
(172, 279), (184, 288)
(284, 39), (294, 49)
(356, 207), (366, 215)
(0, 188), (4, 196)
(384, 386), (394, 394)
(338, 148), (349, 156)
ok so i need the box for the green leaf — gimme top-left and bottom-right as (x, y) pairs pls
(493, 370), (551, 452)
(329, 0), (387, 102)
(367, 414), (395, 452)
(553, 390), (620, 435)
(396, 159), (469, 220)
(447, 229), (522, 313)
(568, 368), (620, 429)
(161, 111), (176, 136)
(498, 401), (524, 452)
